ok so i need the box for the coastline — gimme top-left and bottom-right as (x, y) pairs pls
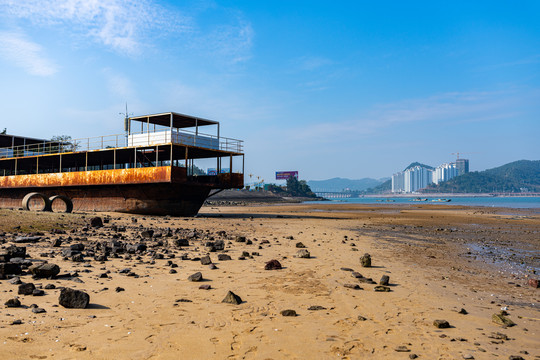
(0, 203), (538, 359)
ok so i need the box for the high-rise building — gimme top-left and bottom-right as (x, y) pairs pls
(455, 158), (469, 176)
(392, 166), (433, 193)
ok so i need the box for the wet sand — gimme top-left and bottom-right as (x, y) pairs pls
(0, 203), (538, 359)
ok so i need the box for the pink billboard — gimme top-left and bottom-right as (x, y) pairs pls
(276, 171), (299, 180)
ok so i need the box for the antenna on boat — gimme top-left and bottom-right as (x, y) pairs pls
(119, 103), (133, 146)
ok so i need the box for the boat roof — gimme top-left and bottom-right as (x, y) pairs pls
(129, 112), (218, 129)
(0, 134), (61, 148)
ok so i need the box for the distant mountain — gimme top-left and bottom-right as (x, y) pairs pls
(307, 177), (387, 192)
(423, 160), (540, 193)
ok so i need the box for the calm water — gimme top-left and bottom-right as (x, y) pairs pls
(314, 196), (540, 210)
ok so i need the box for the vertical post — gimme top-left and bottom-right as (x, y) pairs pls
(156, 145), (159, 166)
(242, 154), (244, 175)
(134, 147), (137, 168)
(170, 144), (173, 167)
(36, 157), (39, 174)
(85, 152), (88, 171)
(229, 154), (232, 173)
(113, 148), (116, 169)
(185, 147), (188, 171)
(59, 154), (62, 173)
(14, 158), (17, 175)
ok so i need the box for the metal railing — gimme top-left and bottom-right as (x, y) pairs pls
(0, 129), (243, 159)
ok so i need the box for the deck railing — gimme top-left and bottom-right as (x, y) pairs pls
(0, 129), (243, 159)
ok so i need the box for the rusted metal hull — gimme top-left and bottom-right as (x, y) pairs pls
(0, 166), (243, 216)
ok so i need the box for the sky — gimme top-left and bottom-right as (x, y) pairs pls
(0, 0), (538, 183)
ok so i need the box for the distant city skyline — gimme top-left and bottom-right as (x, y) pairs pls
(0, 1), (538, 182)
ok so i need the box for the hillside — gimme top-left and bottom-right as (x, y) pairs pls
(423, 160), (540, 193)
(307, 177), (387, 192)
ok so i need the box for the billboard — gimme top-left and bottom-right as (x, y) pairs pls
(276, 171), (298, 180)
(207, 168), (217, 176)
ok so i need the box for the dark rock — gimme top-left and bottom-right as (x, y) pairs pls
(71, 253), (84, 262)
(409, 354), (418, 359)
(13, 236), (41, 243)
(296, 242), (306, 248)
(0, 263), (22, 276)
(374, 285), (390, 292)
(380, 275), (390, 285)
(7, 245), (26, 258)
(528, 278), (539, 288)
(433, 319), (451, 328)
(44, 284), (56, 290)
(115, 287), (125, 292)
(492, 313), (516, 327)
(169, 269), (177, 274)
(8, 276), (22, 285)
(235, 236), (246, 243)
(265, 259), (282, 270)
(341, 267), (354, 272)
(360, 253), (371, 267)
(308, 305), (326, 310)
(200, 256), (212, 265)
(280, 309), (297, 317)
(351, 272), (363, 278)
(18, 283), (36, 295)
(51, 239), (62, 247)
(208, 263), (218, 270)
(357, 315), (368, 321)
(509, 356), (525, 360)
(4, 298), (21, 307)
(70, 243), (85, 251)
(218, 254), (231, 261)
(199, 284), (211, 290)
(59, 288), (90, 308)
(344, 284), (361, 290)
(29, 263), (60, 278)
(141, 230), (154, 239)
(188, 272), (203, 282)
(32, 289), (45, 296)
(222, 291), (242, 305)
(296, 249), (311, 258)
(89, 217), (103, 228)
(32, 307), (46, 314)
(458, 308), (468, 315)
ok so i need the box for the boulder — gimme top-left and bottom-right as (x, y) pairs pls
(222, 291), (243, 305)
(200, 256), (212, 265)
(217, 254), (232, 261)
(18, 283), (36, 295)
(265, 259), (282, 270)
(89, 217), (103, 228)
(0, 263), (22, 277)
(59, 288), (90, 309)
(296, 249), (311, 258)
(360, 253), (371, 267)
(433, 319), (450, 328)
(492, 313), (516, 327)
(30, 263), (60, 278)
(188, 272), (203, 282)
(380, 275), (390, 285)
(4, 298), (21, 308)
(280, 309), (297, 317)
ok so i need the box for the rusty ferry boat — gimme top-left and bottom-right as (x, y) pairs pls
(0, 112), (244, 216)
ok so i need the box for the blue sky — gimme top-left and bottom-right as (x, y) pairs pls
(0, 0), (538, 182)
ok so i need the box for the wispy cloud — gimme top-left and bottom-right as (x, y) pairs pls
(273, 89), (534, 144)
(103, 68), (135, 99)
(0, 31), (58, 76)
(0, 0), (192, 55)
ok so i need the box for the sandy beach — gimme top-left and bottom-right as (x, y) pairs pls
(0, 203), (538, 359)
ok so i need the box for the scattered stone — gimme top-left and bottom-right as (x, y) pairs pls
(200, 255), (212, 265)
(395, 346), (410, 352)
(409, 354), (418, 359)
(489, 332), (509, 340)
(115, 287), (125, 292)
(13, 236), (41, 243)
(380, 275), (390, 285)
(217, 254), (231, 261)
(235, 236), (246, 243)
(344, 284), (361, 290)
(141, 230), (154, 239)
(360, 253), (371, 267)
(44, 284), (56, 290)
(295, 242), (306, 248)
(18, 282), (36, 295)
(308, 305), (326, 311)
(280, 309), (297, 317)
(492, 313), (516, 327)
(199, 284), (211, 290)
(5, 298), (21, 308)
(32, 307), (46, 314)
(528, 278), (539, 288)
(509, 356), (525, 360)
(374, 285), (390, 292)
(8, 276), (22, 285)
(30, 263), (60, 278)
(59, 288), (90, 309)
(433, 319), (451, 329)
(32, 289), (45, 296)
(351, 272), (363, 278)
(188, 272), (203, 282)
(340, 267), (354, 272)
(265, 259), (282, 270)
(462, 355), (474, 359)
(89, 217), (103, 228)
(457, 308), (468, 315)
(208, 263), (218, 270)
(11, 320), (23, 325)
(357, 315), (368, 321)
(296, 249), (311, 258)
(222, 291), (242, 305)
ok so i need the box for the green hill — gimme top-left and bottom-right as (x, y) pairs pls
(424, 160), (540, 193)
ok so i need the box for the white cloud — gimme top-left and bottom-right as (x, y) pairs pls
(0, 0), (191, 55)
(0, 31), (58, 76)
(103, 68), (135, 99)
